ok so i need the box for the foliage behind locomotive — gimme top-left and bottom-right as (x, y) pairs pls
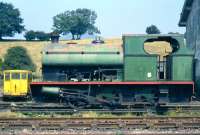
(31, 34), (194, 108)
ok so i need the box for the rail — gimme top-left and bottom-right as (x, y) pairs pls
(0, 117), (200, 134)
(7, 102), (200, 113)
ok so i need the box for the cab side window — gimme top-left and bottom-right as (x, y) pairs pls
(21, 73), (27, 80)
(12, 73), (20, 80)
(5, 73), (10, 81)
(28, 73), (32, 80)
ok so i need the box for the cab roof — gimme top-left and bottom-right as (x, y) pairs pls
(3, 70), (32, 73)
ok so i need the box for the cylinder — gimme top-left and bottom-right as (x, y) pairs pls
(41, 87), (60, 96)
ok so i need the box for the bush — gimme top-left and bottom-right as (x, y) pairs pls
(24, 30), (50, 41)
(24, 30), (36, 41)
(3, 46), (36, 71)
(35, 31), (50, 41)
(0, 58), (3, 70)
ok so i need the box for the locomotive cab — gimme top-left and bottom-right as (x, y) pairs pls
(3, 70), (32, 98)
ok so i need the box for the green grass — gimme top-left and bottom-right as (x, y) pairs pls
(165, 110), (200, 117)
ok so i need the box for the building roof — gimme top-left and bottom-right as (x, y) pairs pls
(179, 0), (194, 27)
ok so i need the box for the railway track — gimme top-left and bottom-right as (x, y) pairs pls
(0, 117), (200, 134)
(0, 102), (154, 113)
(2, 101), (200, 114)
(10, 102), (200, 114)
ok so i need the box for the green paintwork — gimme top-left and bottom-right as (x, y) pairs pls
(43, 53), (123, 66)
(123, 34), (194, 81)
(123, 34), (194, 56)
(124, 56), (157, 81)
(42, 44), (123, 66)
(172, 56), (193, 81)
(43, 34), (194, 82)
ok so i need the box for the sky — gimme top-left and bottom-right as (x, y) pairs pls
(1, 0), (185, 38)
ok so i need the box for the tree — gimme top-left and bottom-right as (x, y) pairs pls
(146, 25), (161, 34)
(53, 8), (100, 40)
(35, 31), (50, 41)
(3, 46), (36, 71)
(24, 30), (36, 41)
(0, 2), (24, 40)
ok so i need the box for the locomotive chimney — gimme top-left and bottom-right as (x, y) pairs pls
(50, 33), (60, 43)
